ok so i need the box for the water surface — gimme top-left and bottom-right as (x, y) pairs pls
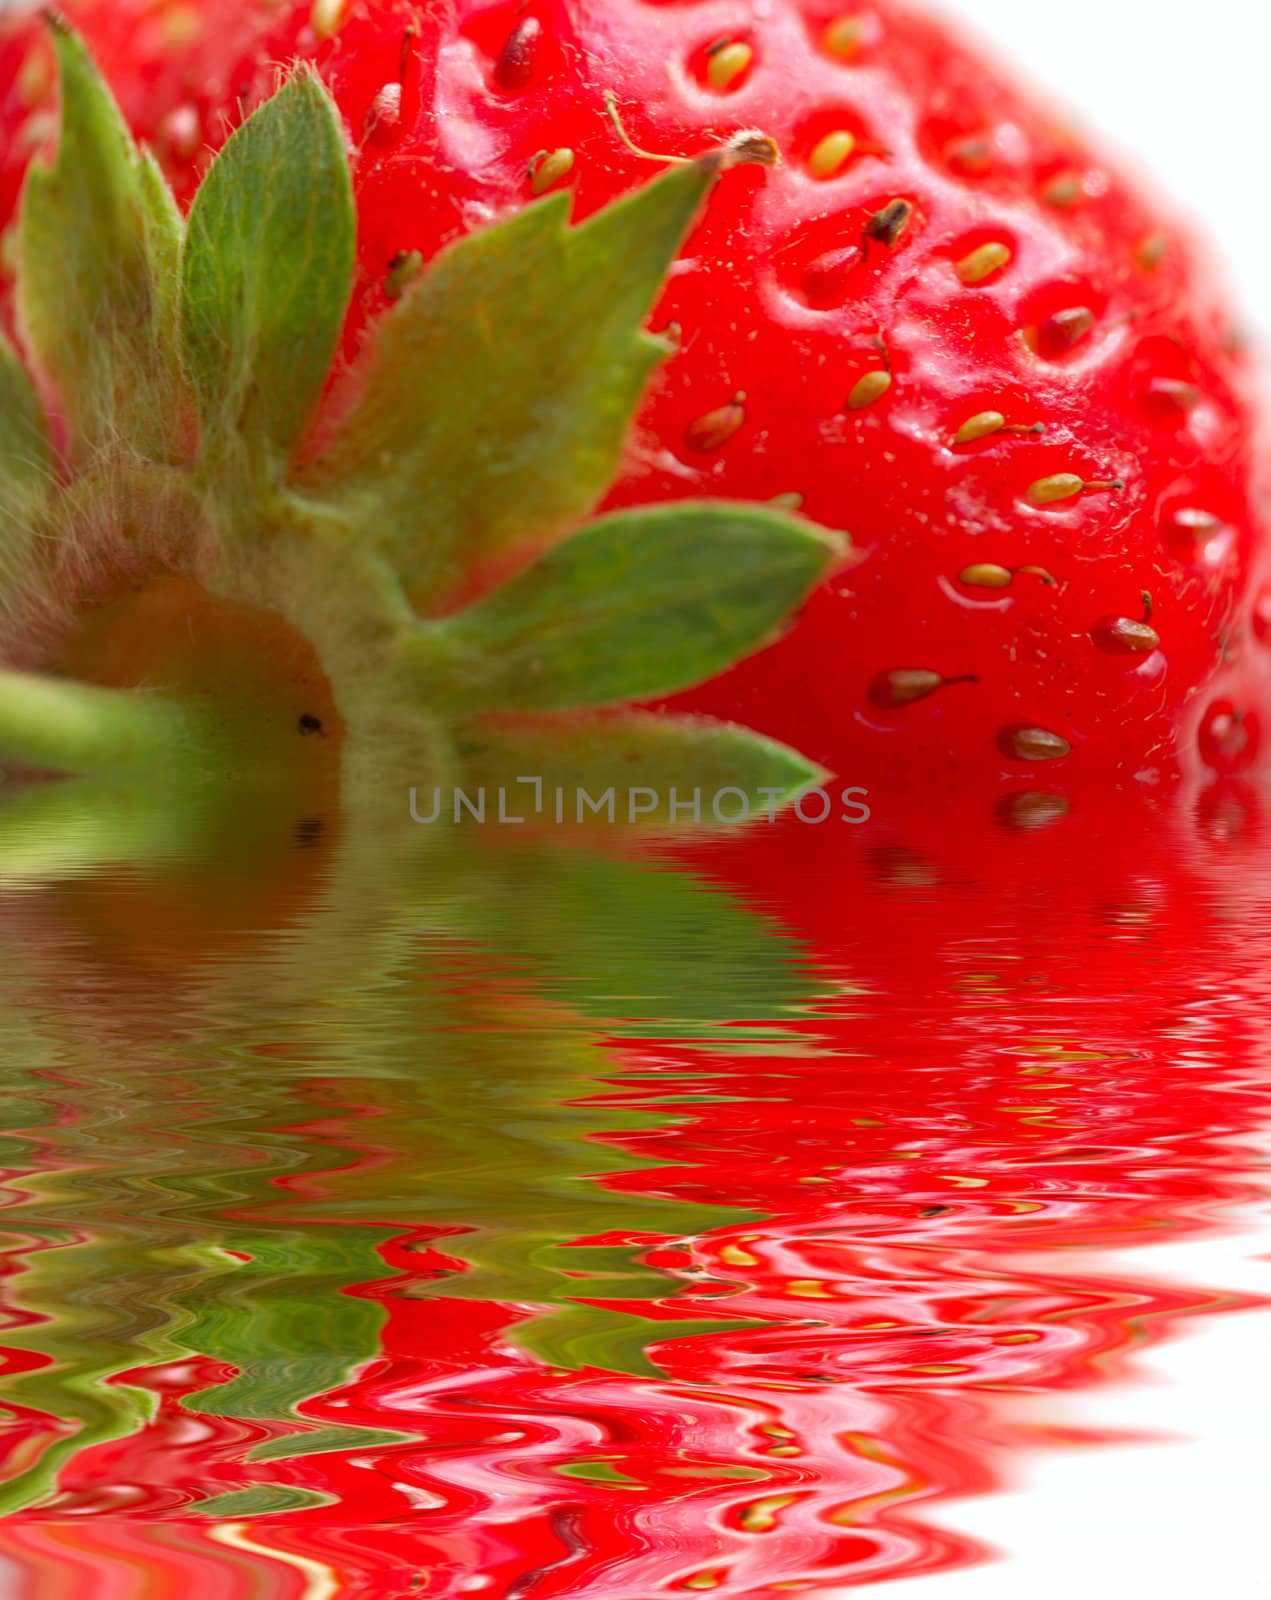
(0, 789), (1267, 1594)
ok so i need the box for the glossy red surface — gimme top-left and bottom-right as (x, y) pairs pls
(2, 0), (1270, 792)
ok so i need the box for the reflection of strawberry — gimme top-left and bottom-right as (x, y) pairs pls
(5, 784), (1269, 1589)
(3, 0), (1268, 806)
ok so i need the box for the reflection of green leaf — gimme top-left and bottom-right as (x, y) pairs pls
(191, 1485), (336, 1517)
(0, 818), (820, 1508)
(0, 777), (202, 884)
(275, 992), (767, 1378)
(177, 1228), (408, 1458)
(555, 1457), (644, 1488)
(515, 1309), (762, 1380)
(434, 842), (816, 1040)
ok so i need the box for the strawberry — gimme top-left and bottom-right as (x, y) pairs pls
(0, 9), (840, 868)
(3, 0), (1267, 815)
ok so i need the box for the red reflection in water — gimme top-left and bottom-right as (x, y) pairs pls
(0, 792), (1269, 1594)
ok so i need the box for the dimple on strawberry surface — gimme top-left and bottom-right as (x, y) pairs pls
(2, 0), (1269, 801)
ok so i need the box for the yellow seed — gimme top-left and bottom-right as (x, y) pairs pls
(1136, 231), (1169, 270)
(1147, 377), (1199, 411)
(1002, 726), (1071, 762)
(706, 40), (754, 91)
(1000, 791), (1069, 831)
(160, 4), (201, 48)
(739, 1495), (798, 1534)
(956, 241), (1012, 284)
(808, 129), (855, 179)
(16, 46), (53, 108)
(947, 135), (992, 175)
(864, 198), (913, 247)
(847, 369), (892, 410)
(960, 564), (1013, 589)
(787, 1279), (834, 1298)
(687, 394), (747, 453)
(1094, 616), (1160, 654)
(681, 1574), (725, 1591)
(955, 410), (1006, 444)
(1026, 473), (1084, 506)
(1042, 171), (1083, 209)
(870, 668), (967, 707)
(310, 0), (348, 40)
(529, 147), (576, 196)
(824, 14), (864, 58)
(769, 491), (805, 511)
(719, 1243), (759, 1268)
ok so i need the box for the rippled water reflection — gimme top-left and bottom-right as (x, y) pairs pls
(0, 785), (1268, 1594)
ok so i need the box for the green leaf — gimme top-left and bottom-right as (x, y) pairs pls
(0, 334), (50, 561)
(456, 711), (826, 827)
(297, 159), (722, 607)
(17, 17), (183, 465)
(180, 69), (355, 480)
(408, 503), (840, 714)
(137, 149), (183, 337)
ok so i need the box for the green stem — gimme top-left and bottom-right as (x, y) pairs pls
(0, 668), (207, 777)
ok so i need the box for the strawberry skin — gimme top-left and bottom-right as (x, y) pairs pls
(2, 0), (1268, 800)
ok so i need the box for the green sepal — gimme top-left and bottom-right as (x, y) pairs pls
(180, 69), (355, 485)
(456, 711), (826, 827)
(297, 159), (722, 607)
(0, 335), (50, 586)
(17, 17), (183, 466)
(0, 668), (214, 778)
(407, 504), (841, 714)
(137, 148), (183, 341)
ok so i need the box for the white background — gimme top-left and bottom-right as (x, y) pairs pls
(878, 4), (1271, 1595)
(936, 0), (1271, 335)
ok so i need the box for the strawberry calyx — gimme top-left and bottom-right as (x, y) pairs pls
(0, 17), (839, 838)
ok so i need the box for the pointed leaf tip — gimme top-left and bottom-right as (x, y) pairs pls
(18, 17), (184, 464)
(297, 155), (725, 606)
(180, 65), (355, 481)
(457, 712), (827, 829)
(409, 503), (839, 716)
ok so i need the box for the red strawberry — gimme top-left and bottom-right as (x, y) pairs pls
(3, 0), (1267, 812)
(0, 8), (840, 889)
